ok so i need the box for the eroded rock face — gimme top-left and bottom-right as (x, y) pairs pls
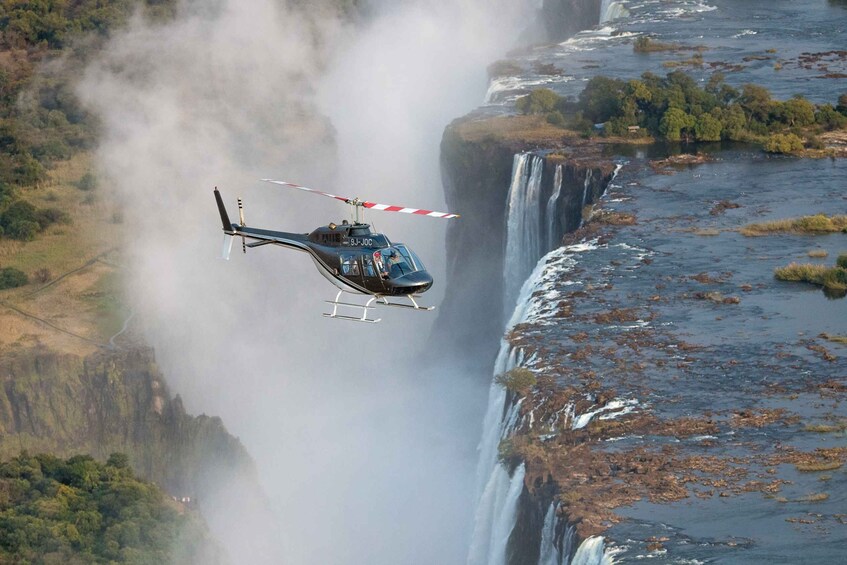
(0, 347), (255, 500)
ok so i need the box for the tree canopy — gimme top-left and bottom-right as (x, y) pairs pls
(0, 452), (224, 563)
(514, 71), (847, 147)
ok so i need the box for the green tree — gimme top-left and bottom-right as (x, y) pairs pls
(660, 107), (696, 141)
(578, 76), (626, 123)
(695, 113), (723, 141)
(836, 93), (847, 115)
(739, 83), (773, 123)
(779, 96), (816, 126)
(516, 88), (561, 115)
(816, 104), (847, 130)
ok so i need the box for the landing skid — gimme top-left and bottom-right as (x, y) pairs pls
(323, 291), (381, 323)
(322, 291), (434, 323)
(377, 295), (435, 311)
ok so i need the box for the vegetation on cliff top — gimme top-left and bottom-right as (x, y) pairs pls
(0, 452), (225, 564)
(515, 71), (847, 151)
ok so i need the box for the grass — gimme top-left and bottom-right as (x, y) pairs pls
(808, 249), (829, 258)
(795, 461), (843, 472)
(803, 422), (847, 433)
(0, 155), (121, 278)
(740, 214), (847, 236)
(774, 263), (847, 292)
(820, 333), (847, 344)
(0, 152), (129, 355)
(794, 492), (830, 502)
(454, 115), (575, 144)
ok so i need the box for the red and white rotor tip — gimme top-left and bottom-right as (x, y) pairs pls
(260, 179), (460, 219)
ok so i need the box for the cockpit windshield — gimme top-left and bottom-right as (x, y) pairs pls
(374, 245), (424, 279)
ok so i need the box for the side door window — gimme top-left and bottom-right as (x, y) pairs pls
(363, 255), (376, 277)
(340, 253), (361, 276)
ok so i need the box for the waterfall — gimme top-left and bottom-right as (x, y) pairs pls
(599, 0), (630, 23)
(578, 171), (593, 228)
(545, 164), (563, 252)
(538, 503), (559, 565)
(468, 249), (568, 565)
(504, 153), (544, 312)
(571, 537), (614, 565)
(470, 152), (617, 565)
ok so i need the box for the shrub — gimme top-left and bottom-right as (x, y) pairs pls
(796, 214), (835, 232)
(495, 367), (537, 394)
(516, 88), (561, 115)
(774, 263), (827, 284)
(764, 132), (804, 153)
(0, 267), (28, 289)
(76, 172), (97, 191)
(821, 267), (847, 291)
(805, 135), (825, 150)
(34, 207), (71, 228)
(5, 219), (39, 240)
(546, 110), (566, 127)
(837, 254), (847, 270)
(33, 268), (52, 284)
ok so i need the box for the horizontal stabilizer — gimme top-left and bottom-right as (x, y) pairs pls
(246, 240), (274, 248)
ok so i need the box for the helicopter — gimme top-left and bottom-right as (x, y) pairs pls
(214, 180), (460, 323)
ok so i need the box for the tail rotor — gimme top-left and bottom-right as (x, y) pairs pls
(237, 197), (246, 254)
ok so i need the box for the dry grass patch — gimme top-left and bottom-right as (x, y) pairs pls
(795, 460), (843, 472)
(820, 333), (847, 344)
(794, 492), (830, 502)
(808, 249), (829, 258)
(454, 115), (578, 144)
(774, 263), (847, 292)
(741, 214), (847, 236)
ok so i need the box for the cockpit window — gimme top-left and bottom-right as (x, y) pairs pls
(395, 244), (425, 272)
(374, 246), (419, 279)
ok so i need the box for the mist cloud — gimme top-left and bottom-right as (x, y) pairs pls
(79, 0), (536, 562)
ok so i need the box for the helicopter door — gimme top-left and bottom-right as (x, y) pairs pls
(363, 254), (385, 291)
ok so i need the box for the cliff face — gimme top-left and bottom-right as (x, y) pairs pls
(541, 0), (602, 42)
(0, 347), (255, 501)
(436, 116), (616, 361)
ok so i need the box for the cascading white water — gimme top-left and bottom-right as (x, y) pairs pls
(469, 246), (577, 565)
(599, 0), (630, 23)
(538, 503), (559, 565)
(545, 164), (564, 252)
(504, 153), (545, 311)
(571, 537), (615, 565)
(578, 171), (593, 228)
(471, 151), (620, 565)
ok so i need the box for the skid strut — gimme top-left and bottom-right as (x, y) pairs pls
(378, 294), (435, 311)
(323, 290), (381, 323)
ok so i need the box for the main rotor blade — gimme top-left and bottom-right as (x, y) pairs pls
(261, 179), (352, 204)
(360, 201), (460, 219)
(261, 179), (460, 219)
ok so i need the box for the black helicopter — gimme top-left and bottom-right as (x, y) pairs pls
(214, 180), (459, 323)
